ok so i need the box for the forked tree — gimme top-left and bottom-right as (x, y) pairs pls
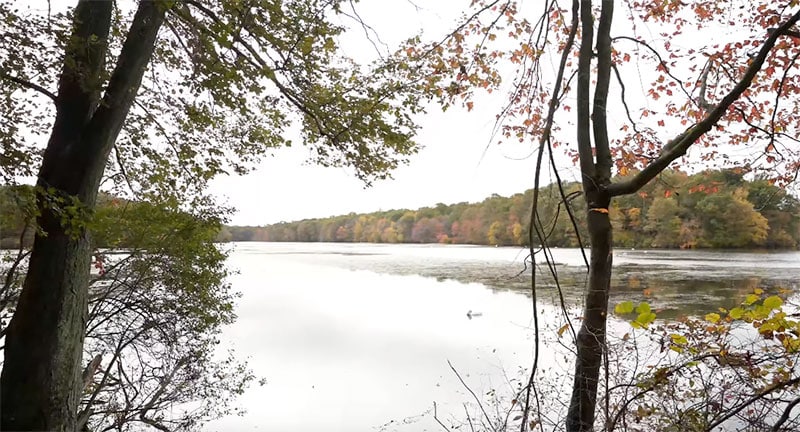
(404, 0), (800, 430)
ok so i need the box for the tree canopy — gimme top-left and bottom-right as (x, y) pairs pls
(0, 0), (427, 430)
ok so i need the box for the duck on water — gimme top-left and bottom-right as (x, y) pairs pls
(466, 310), (483, 319)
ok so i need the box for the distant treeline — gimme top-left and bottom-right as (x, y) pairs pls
(222, 169), (800, 249)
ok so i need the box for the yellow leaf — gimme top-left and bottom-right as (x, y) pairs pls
(615, 301), (635, 315)
(557, 323), (570, 337)
(670, 334), (688, 345)
(763, 295), (783, 310)
(636, 312), (657, 328)
(728, 307), (744, 320)
(705, 313), (721, 324)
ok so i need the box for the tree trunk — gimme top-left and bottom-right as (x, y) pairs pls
(566, 196), (613, 432)
(1, 1), (168, 430)
(0, 198), (96, 431)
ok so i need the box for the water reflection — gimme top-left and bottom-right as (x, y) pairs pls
(239, 243), (800, 317)
(206, 243), (800, 431)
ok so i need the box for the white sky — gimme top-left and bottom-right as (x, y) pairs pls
(209, 0), (583, 226)
(209, 99), (580, 226)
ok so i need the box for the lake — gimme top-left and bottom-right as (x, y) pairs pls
(205, 243), (800, 432)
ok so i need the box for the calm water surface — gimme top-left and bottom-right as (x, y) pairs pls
(206, 243), (800, 432)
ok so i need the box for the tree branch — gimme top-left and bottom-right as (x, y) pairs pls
(0, 73), (57, 100)
(521, 0), (580, 429)
(576, 0), (595, 188)
(770, 395), (800, 431)
(592, 0), (614, 182)
(706, 376), (800, 430)
(448, 360), (496, 431)
(80, 0), (170, 188)
(607, 10), (800, 197)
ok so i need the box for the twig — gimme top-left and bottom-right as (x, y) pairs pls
(448, 360), (496, 431)
(433, 401), (453, 431)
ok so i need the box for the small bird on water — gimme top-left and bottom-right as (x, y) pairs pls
(466, 310), (483, 319)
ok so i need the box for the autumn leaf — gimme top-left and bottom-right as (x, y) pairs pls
(763, 295), (783, 310)
(728, 307), (745, 319)
(670, 334), (688, 345)
(615, 301), (635, 315)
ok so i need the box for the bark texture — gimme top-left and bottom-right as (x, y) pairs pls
(565, 0), (614, 429)
(566, 202), (613, 431)
(1, 1), (168, 430)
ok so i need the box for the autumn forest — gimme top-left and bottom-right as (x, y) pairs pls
(223, 169), (800, 249)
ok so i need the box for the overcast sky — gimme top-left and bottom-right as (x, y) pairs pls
(209, 0), (585, 226)
(210, 98), (581, 226)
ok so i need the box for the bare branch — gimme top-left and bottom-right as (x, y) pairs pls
(433, 401), (453, 431)
(608, 10), (800, 197)
(521, 0), (580, 427)
(770, 396), (800, 431)
(697, 58), (715, 111)
(448, 360), (496, 431)
(0, 73), (57, 100)
(706, 375), (800, 430)
(611, 36), (696, 103)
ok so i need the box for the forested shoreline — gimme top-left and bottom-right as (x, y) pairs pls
(221, 169), (800, 249)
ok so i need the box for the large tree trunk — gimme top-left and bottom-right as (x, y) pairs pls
(566, 196), (613, 432)
(1, 2), (168, 430)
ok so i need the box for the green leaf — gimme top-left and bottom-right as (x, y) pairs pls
(635, 312), (657, 328)
(744, 294), (759, 306)
(670, 333), (688, 345)
(615, 301), (635, 315)
(763, 295), (783, 310)
(635, 302), (651, 314)
(705, 312), (721, 323)
(728, 307), (744, 319)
